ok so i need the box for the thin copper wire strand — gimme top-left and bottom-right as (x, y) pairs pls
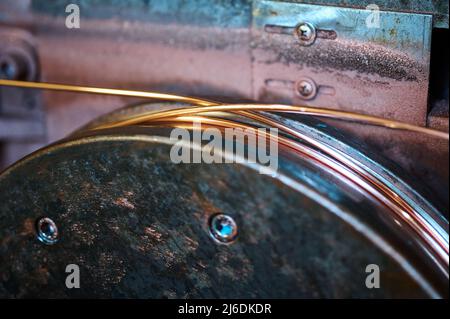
(0, 79), (216, 106)
(1, 79), (447, 270)
(0, 79), (447, 139)
(95, 104), (448, 140)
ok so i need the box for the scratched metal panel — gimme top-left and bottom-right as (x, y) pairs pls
(289, 0), (448, 29)
(251, 1), (433, 125)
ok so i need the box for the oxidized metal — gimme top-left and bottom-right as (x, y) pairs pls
(0, 101), (448, 298)
(251, 1), (433, 125)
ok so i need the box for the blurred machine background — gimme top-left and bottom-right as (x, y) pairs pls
(0, 0), (448, 168)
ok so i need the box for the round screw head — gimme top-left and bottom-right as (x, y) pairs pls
(36, 217), (59, 245)
(209, 213), (238, 244)
(296, 78), (317, 100)
(295, 22), (317, 46)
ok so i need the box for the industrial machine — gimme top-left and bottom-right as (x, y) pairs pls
(0, 0), (448, 299)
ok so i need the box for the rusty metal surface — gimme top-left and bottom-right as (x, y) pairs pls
(0, 127), (441, 298)
(76, 101), (449, 223)
(291, 0), (449, 29)
(251, 1), (432, 125)
(13, 0), (450, 28)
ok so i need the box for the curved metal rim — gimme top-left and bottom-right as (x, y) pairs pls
(81, 102), (450, 273)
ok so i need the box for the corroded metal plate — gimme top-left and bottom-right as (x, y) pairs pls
(251, 1), (432, 125)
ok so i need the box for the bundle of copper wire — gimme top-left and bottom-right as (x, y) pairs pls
(1, 78), (448, 273)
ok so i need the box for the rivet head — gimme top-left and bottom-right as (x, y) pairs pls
(36, 217), (59, 245)
(209, 213), (238, 244)
(296, 78), (317, 100)
(295, 22), (316, 46)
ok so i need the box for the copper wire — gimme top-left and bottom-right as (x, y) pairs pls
(0, 79), (447, 139)
(1, 78), (448, 269)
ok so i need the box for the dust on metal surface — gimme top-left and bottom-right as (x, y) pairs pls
(251, 0), (433, 125)
(0, 135), (432, 298)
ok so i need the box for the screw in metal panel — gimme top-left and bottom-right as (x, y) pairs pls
(36, 217), (59, 245)
(296, 78), (317, 100)
(208, 213), (238, 244)
(295, 22), (317, 46)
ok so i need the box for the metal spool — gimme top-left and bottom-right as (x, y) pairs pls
(0, 102), (447, 298)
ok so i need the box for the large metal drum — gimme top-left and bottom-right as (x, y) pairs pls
(0, 103), (448, 298)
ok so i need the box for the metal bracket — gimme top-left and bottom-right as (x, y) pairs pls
(251, 0), (433, 125)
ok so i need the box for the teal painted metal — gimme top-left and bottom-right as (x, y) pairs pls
(251, 1), (433, 125)
(25, 0), (448, 28)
